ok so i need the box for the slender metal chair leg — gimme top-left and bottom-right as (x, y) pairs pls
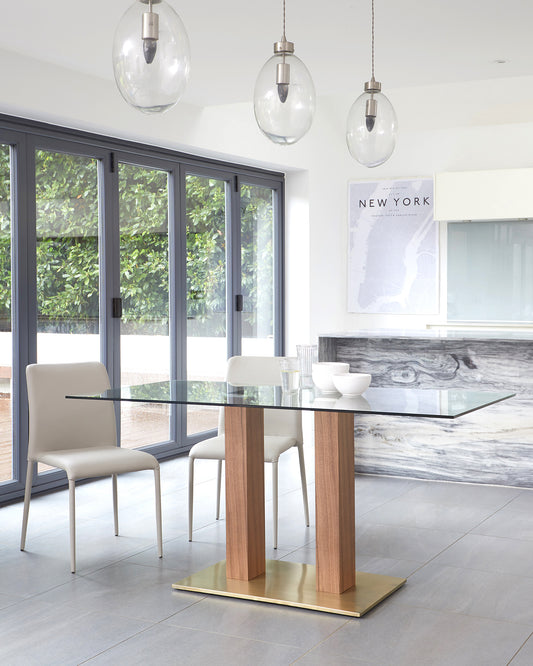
(188, 456), (194, 542)
(69, 479), (76, 573)
(112, 474), (119, 536)
(20, 462), (34, 551)
(154, 467), (163, 558)
(216, 459), (222, 520)
(272, 461), (279, 549)
(297, 443), (310, 526)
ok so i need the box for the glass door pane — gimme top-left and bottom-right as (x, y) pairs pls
(35, 149), (101, 474)
(0, 145), (12, 483)
(119, 163), (171, 448)
(185, 174), (228, 436)
(240, 184), (275, 357)
(35, 150), (100, 362)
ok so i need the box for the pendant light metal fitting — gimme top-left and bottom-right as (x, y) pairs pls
(142, 0), (160, 64)
(364, 76), (380, 126)
(274, 40), (295, 55)
(364, 77), (381, 94)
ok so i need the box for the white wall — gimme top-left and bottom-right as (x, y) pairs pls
(3, 49), (533, 348)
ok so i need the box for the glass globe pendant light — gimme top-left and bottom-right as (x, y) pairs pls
(253, 0), (315, 145)
(112, 0), (190, 114)
(346, 0), (397, 167)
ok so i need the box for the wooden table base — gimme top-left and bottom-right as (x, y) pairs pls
(173, 560), (406, 617)
(174, 405), (406, 617)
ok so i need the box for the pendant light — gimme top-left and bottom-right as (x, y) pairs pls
(112, 0), (190, 114)
(253, 0), (315, 145)
(346, 0), (397, 167)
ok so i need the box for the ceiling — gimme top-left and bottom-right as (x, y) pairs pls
(2, 0), (533, 107)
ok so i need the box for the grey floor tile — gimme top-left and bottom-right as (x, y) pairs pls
(84, 622), (304, 665)
(164, 596), (347, 649)
(356, 520), (462, 562)
(0, 597), (149, 666)
(509, 633), (533, 665)
(355, 474), (419, 515)
(0, 544), (84, 598)
(507, 489), (533, 511)
(400, 480), (521, 509)
(33, 561), (201, 623)
(472, 502), (533, 541)
(433, 533), (533, 578)
(361, 496), (496, 532)
(394, 562), (533, 625)
(0, 591), (24, 611)
(167, 482), (225, 534)
(281, 545), (315, 565)
(1, 457), (532, 665)
(125, 530), (228, 572)
(297, 602), (531, 666)
(281, 546), (421, 579)
(3, 495), (70, 547)
(265, 508), (315, 551)
(296, 653), (374, 665)
(355, 554), (422, 579)
(19, 517), (159, 577)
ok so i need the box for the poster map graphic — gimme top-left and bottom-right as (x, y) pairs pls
(348, 179), (438, 314)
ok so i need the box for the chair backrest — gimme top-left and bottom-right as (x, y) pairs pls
(26, 362), (117, 458)
(219, 356), (303, 443)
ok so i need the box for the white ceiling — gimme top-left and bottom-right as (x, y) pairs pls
(2, 0), (532, 107)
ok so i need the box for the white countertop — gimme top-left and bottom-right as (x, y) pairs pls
(319, 329), (533, 342)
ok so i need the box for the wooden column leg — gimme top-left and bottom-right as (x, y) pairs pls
(315, 410), (355, 594)
(225, 405), (265, 581)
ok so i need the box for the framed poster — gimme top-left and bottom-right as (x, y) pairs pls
(348, 178), (438, 314)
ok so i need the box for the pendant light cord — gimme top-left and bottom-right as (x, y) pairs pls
(282, 0), (286, 41)
(371, 0), (375, 80)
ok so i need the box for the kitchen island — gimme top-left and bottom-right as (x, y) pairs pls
(319, 330), (532, 487)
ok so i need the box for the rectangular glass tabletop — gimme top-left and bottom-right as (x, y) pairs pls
(67, 380), (515, 419)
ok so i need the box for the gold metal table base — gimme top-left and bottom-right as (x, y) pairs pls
(172, 559), (406, 617)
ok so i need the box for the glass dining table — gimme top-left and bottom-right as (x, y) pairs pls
(68, 380), (514, 617)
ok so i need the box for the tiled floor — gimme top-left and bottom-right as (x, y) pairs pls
(1, 445), (532, 665)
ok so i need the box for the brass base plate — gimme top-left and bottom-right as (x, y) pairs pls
(172, 559), (405, 617)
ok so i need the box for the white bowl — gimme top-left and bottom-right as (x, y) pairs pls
(332, 372), (371, 396)
(311, 362), (349, 392)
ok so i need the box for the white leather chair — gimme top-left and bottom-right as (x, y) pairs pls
(188, 355), (310, 549)
(21, 361), (163, 573)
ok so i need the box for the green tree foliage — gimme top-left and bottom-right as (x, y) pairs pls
(119, 163), (169, 334)
(186, 175), (226, 335)
(35, 150), (99, 332)
(0, 148), (274, 337)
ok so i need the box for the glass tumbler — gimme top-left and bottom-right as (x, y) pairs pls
(280, 357), (300, 393)
(296, 344), (318, 388)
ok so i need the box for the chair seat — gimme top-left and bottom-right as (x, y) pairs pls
(189, 434), (297, 463)
(35, 446), (159, 480)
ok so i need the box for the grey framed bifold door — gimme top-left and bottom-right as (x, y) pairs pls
(239, 177), (283, 360)
(31, 141), (108, 484)
(116, 159), (174, 452)
(184, 171), (230, 441)
(182, 169), (284, 447)
(0, 113), (285, 504)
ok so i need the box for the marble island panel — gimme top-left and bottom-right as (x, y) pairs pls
(319, 331), (533, 487)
